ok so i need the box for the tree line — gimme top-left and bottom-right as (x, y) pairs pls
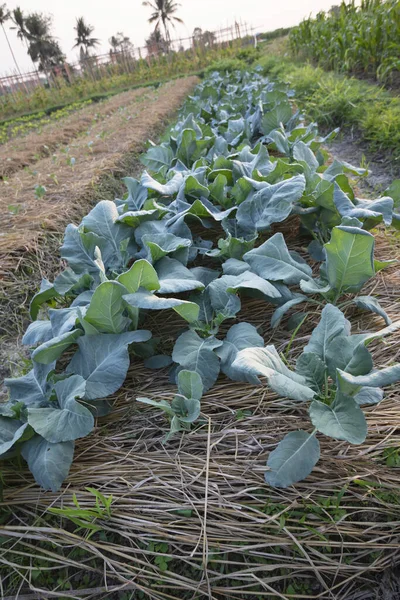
(0, 1), (216, 78)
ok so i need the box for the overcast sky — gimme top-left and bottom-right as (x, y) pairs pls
(0, 0), (337, 74)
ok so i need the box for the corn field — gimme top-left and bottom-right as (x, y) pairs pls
(289, 0), (400, 83)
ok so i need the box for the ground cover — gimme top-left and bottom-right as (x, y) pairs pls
(1, 69), (400, 599)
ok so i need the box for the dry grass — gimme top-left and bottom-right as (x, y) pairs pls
(0, 88), (153, 179)
(1, 221), (400, 600)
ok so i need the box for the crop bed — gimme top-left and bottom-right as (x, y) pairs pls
(1, 70), (400, 599)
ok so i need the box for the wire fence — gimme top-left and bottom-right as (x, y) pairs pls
(0, 21), (256, 98)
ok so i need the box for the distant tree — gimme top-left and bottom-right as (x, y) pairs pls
(0, 3), (23, 76)
(142, 0), (183, 49)
(73, 17), (99, 57)
(11, 6), (40, 76)
(24, 13), (65, 74)
(193, 27), (216, 49)
(145, 28), (168, 55)
(109, 32), (134, 56)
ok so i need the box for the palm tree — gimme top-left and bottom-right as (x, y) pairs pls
(24, 13), (65, 79)
(11, 6), (41, 79)
(73, 17), (99, 57)
(0, 3), (24, 77)
(142, 0), (183, 48)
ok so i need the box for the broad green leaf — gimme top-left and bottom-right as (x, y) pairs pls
(303, 304), (350, 362)
(142, 233), (191, 263)
(215, 322), (264, 384)
(172, 330), (222, 392)
(60, 224), (107, 276)
(262, 102), (293, 134)
(141, 145), (174, 171)
(171, 396), (201, 423)
(271, 295), (307, 328)
(155, 257), (204, 294)
(144, 355), (173, 369)
(324, 226), (375, 295)
(0, 418), (29, 457)
(123, 290), (199, 323)
(353, 296), (391, 325)
(5, 362), (55, 407)
(337, 364), (400, 396)
(296, 352), (326, 392)
(120, 177), (148, 210)
(117, 259), (160, 293)
(141, 170), (184, 195)
(85, 281), (130, 334)
(21, 436), (74, 492)
(325, 336), (373, 379)
(53, 269), (93, 297)
(67, 331), (151, 399)
(32, 329), (83, 365)
(30, 279), (59, 320)
(244, 233), (313, 284)
(177, 370), (203, 401)
(28, 375), (93, 443)
(309, 392), (367, 444)
(117, 209), (159, 228)
(265, 430), (320, 488)
(233, 345), (315, 402)
(236, 175), (306, 231)
(81, 201), (131, 267)
(354, 387), (384, 406)
(22, 320), (53, 346)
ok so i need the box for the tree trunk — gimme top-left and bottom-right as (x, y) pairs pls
(1, 23), (28, 92)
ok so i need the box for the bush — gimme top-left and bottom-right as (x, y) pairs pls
(204, 58), (246, 75)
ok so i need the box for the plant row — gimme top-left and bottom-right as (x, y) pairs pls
(0, 99), (92, 145)
(1, 69), (399, 492)
(289, 0), (400, 83)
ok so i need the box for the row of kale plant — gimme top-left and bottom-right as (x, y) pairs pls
(1, 69), (400, 491)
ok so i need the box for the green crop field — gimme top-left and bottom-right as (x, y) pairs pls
(1, 2), (400, 599)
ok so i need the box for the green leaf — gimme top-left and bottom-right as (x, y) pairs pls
(337, 364), (400, 395)
(84, 281), (130, 334)
(5, 362), (54, 407)
(177, 370), (203, 401)
(137, 397), (175, 417)
(117, 259), (160, 293)
(237, 175), (306, 231)
(28, 375), (93, 443)
(172, 330), (222, 392)
(171, 396), (201, 423)
(215, 322), (264, 384)
(233, 345), (315, 402)
(271, 295), (307, 328)
(324, 226), (375, 295)
(32, 329), (83, 364)
(22, 320), (53, 346)
(21, 437), (74, 492)
(155, 257), (205, 294)
(353, 296), (392, 325)
(142, 233), (191, 263)
(309, 392), (367, 444)
(123, 290), (199, 323)
(296, 352), (326, 392)
(81, 200), (131, 266)
(0, 418), (29, 457)
(303, 304), (350, 362)
(244, 233), (313, 284)
(265, 430), (320, 488)
(30, 279), (59, 320)
(262, 101), (293, 134)
(67, 331), (151, 399)
(141, 144), (174, 171)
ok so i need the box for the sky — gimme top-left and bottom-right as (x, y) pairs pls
(0, 0), (338, 74)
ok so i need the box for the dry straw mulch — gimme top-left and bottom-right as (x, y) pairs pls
(0, 88), (149, 179)
(1, 221), (400, 600)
